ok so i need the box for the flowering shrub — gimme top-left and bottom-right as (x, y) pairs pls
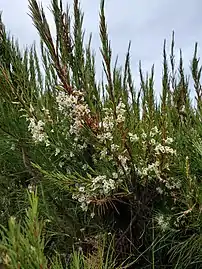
(0, 0), (202, 268)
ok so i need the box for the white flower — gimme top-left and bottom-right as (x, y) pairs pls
(90, 212), (95, 218)
(29, 104), (34, 113)
(82, 164), (88, 170)
(164, 146), (176, 155)
(72, 193), (78, 200)
(155, 144), (165, 154)
(150, 138), (156, 145)
(91, 174), (116, 195)
(59, 161), (64, 168)
(109, 178), (115, 188)
(155, 140), (176, 155)
(156, 187), (163, 194)
(97, 132), (113, 142)
(142, 168), (148, 176)
(141, 132), (147, 139)
(165, 178), (181, 189)
(78, 142), (87, 150)
(118, 167), (125, 176)
(102, 119), (114, 131)
(80, 202), (88, 212)
(69, 119), (83, 135)
(147, 163), (156, 171)
(112, 172), (118, 179)
(118, 154), (130, 173)
(100, 148), (108, 159)
(165, 137), (174, 144)
(10, 143), (15, 151)
(42, 107), (52, 122)
(56, 92), (78, 112)
(55, 148), (60, 156)
(116, 114), (125, 124)
(118, 155), (128, 166)
(70, 151), (75, 158)
(155, 160), (160, 167)
(45, 140), (50, 147)
(79, 186), (85, 192)
(150, 126), (159, 137)
(78, 195), (86, 203)
(128, 133), (139, 142)
(28, 184), (35, 193)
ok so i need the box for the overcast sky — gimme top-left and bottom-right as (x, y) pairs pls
(1, 0), (202, 97)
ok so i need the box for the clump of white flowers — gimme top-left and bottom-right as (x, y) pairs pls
(72, 191), (91, 212)
(116, 101), (126, 124)
(97, 100), (126, 142)
(28, 118), (50, 146)
(97, 107), (114, 143)
(150, 126), (159, 137)
(118, 152), (130, 174)
(155, 214), (171, 232)
(56, 90), (90, 137)
(135, 126), (179, 194)
(92, 175), (116, 194)
(155, 143), (176, 155)
(55, 90), (91, 161)
(96, 100), (129, 174)
(164, 177), (181, 190)
(72, 174), (116, 212)
(24, 105), (51, 146)
(56, 91), (82, 113)
(27, 183), (36, 193)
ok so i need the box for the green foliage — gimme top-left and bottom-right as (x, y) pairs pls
(0, 0), (202, 268)
(0, 190), (55, 268)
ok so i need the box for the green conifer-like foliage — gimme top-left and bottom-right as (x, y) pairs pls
(0, 1), (202, 268)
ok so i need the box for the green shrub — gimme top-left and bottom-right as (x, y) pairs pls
(0, 0), (202, 268)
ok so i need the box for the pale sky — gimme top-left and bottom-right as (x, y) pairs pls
(1, 0), (202, 96)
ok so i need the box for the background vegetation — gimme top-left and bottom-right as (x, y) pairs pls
(0, 0), (202, 268)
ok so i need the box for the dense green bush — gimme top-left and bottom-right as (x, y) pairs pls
(0, 0), (202, 268)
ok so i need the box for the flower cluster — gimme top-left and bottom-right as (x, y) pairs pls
(97, 107), (114, 143)
(141, 135), (176, 179)
(42, 107), (52, 123)
(155, 214), (171, 232)
(128, 126), (179, 194)
(28, 118), (50, 146)
(72, 174), (116, 212)
(72, 191), (91, 212)
(96, 101), (129, 172)
(52, 91), (178, 213)
(155, 142), (176, 155)
(117, 152), (130, 175)
(55, 90), (92, 162)
(97, 100), (126, 141)
(92, 175), (116, 194)
(56, 90), (90, 136)
(116, 101), (126, 124)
